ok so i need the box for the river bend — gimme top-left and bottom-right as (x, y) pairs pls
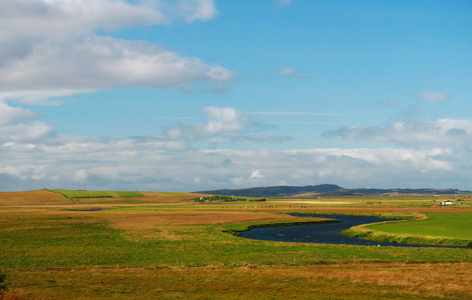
(239, 213), (466, 248)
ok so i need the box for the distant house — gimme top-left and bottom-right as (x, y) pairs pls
(439, 200), (455, 205)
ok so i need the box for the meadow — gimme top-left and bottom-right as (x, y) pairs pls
(343, 212), (472, 247)
(0, 189), (471, 299)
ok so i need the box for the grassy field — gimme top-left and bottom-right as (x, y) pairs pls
(368, 212), (472, 239)
(49, 189), (114, 199)
(109, 191), (144, 198)
(277, 195), (472, 208)
(343, 212), (472, 246)
(0, 190), (471, 299)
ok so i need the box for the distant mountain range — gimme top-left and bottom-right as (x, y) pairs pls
(196, 184), (469, 198)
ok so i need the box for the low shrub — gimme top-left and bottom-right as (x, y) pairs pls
(0, 269), (7, 295)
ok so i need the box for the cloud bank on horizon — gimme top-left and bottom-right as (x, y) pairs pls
(1, 0), (471, 192)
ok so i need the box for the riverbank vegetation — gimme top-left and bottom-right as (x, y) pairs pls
(0, 189), (471, 299)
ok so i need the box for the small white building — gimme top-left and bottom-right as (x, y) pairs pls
(439, 200), (455, 205)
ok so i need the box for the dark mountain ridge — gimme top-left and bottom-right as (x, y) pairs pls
(196, 184), (468, 198)
(196, 184), (342, 197)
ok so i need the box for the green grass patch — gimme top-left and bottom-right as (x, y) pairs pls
(2, 191), (472, 299)
(270, 196), (443, 207)
(2, 211), (471, 271)
(49, 189), (113, 198)
(343, 212), (472, 246)
(109, 191), (144, 198)
(369, 212), (472, 239)
(160, 192), (187, 195)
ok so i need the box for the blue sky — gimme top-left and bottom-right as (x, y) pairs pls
(0, 0), (471, 192)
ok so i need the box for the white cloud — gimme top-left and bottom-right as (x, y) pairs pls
(0, 102), (57, 143)
(0, 0), (167, 41)
(0, 0), (232, 103)
(175, 0), (218, 22)
(0, 103), (295, 191)
(161, 106), (289, 145)
(204, 107), (243, 133)
(1, 143), (468, 191)
(0, 89), (94, 106)
(0, 102), (38, 126)
(325, 119), (472, 149)
(1, 103), (470, 192)
(0, 37), (233, 91)
(249, 169), (264, 181)
(0, 99), (468, 191)
(74, 169), (89, 181)
(419, 91), (451, 102)
(0, 0), (217, 41)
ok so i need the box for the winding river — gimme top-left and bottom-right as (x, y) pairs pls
(239, 213), (466, 248)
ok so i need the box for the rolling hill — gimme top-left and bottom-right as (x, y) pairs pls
(196, 185), (467, 198)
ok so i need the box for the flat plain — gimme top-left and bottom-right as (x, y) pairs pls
(0, 189), (471, 299)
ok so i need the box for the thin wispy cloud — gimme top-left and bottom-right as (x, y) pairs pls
(419, 91), (451, 103)
(325, 119), (472, 149)
(275, 67), (296, 75)
(156, 117), (193, 120)
(273, 67), (312, 80)
(279, 122), (348, 126)
(247, 112), (338, 116)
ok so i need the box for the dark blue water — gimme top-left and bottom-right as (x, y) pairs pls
(239, 213), (467, 248)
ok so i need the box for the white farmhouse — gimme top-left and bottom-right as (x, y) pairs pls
(439, 200), (455, 205)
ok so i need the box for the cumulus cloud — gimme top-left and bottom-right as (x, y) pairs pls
(249, 169), (264, 181)
(0, 104), (297, 191)
(0, 0), (217, 40)
(162, 107), (247, 143)
(0, 37), (233, 90)
(204, 107), (244, 133)
(325, 119), (472, 149)
(1, 142), (467, 191)
(0, 102), (38, 126)
(1, 99), (469, 192)
(0, 0), (166, 41)
(160, 106), (290, 146)
(0, 0), (232, 103)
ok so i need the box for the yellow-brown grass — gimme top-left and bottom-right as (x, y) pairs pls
(111, 211), (296, 226)
(5, 263), (472, 299)
(2, 191), (472, 299)
(0, 190), (68, 206)
(107, 211), (302, 239)
(311, 262), (472, 298)
(274, 206), (472, 213)
(0, 190), (203, 206)
(139, 192), (205, 202)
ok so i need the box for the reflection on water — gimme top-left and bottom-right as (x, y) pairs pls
(239, 213), (466, 248)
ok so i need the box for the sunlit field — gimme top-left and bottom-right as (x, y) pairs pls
(1, 190), (471, 299)
(342, 212), (472, 247)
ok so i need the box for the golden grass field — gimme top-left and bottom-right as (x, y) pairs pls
(1, 189), (471, 299)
